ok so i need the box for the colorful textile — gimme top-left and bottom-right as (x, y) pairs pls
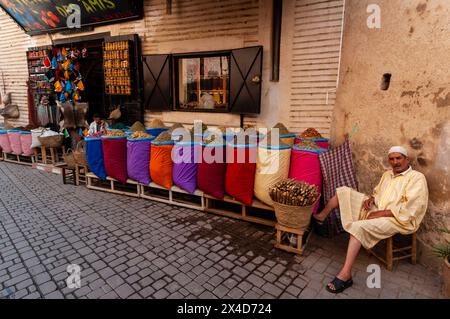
(318, 139), (358, 237)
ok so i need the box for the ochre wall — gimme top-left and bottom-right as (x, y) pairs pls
(332, 0), (450, 271)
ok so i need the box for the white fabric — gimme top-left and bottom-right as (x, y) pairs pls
(30, 128), (49, 148)
(41, 130), (61, 137)
(88, 121), (109, 135)
(388, 146), (408, 157)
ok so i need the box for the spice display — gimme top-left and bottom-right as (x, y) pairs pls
(294, 139), (321, 150)
(272, 123), (291, 135)
(269, 179), (319, 206)
(167, 123), (184, 134)
(106, 129), (127, 137)
(148, 119), (166, 128)
(129, 121), (146, 132)
(128, 131), (152, 139)
(189, 122), (208, 135)
(103, 40), (132, 95)
(260, 131), (287, 146)
(300, 128), (322, 139)
(153, 131), (172, 142)
(88, 131), (104, 138)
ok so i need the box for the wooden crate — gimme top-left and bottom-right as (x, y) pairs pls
(170, 186), (205, 211)
(275, 223), (312, 255)
(86, 172), (140, 197)
(2, 152), (36, 166)
(204, 194), (276, 227)
(140, 183), (205, 211)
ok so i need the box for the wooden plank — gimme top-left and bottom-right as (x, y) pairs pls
(205, 207), (275, 227)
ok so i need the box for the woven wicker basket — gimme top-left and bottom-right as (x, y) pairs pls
(38, 135), (64, 148)
(272, 199), (318, 230)
(73, 140), (88, 166)
(63, 149), (76, 168)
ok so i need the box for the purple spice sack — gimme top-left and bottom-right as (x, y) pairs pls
(127, 138), (153, 185)
(172, 143), (199, 193)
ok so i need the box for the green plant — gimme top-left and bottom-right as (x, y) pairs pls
(432, 228), (450, 260)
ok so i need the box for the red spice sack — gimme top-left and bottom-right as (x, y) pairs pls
(102, 136), (128, 183)
(197, 144), (227, 199)
(225, 144), (257, 206)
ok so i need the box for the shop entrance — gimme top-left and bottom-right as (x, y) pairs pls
(52, 35), (109, 125)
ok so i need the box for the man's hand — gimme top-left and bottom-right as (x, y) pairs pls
(363, 196), (375, 210)
(366, 210), (394, 219)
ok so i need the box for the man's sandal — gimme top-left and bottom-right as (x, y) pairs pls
(325, 277), (353, 294)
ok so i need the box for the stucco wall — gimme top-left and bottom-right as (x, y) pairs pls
(332, 0), (450, 271)
(0, 0), (345, 135)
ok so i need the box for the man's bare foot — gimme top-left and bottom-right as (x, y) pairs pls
(313, 213), (326, 225)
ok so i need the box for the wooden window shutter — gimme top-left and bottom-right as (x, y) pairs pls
(142, 54), (172, 111)
(229, 46), (263, 114)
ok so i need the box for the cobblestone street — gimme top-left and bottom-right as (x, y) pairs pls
(0, 163), (443, 299)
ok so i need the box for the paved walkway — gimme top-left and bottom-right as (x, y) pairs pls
(0, 162), (443, 299)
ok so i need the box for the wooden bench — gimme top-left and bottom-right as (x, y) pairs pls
(86, 172), (141, 197)
(140, 183), (205, 211)
(2, 152), (36, 166)
(204, 194), (276, 227)
(368, 232), (417, 271)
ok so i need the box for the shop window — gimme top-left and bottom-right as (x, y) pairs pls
(143, 46), (263, 115)
(175, 54), (230, 112)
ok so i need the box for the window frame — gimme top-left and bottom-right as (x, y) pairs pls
(173, 50), (232, 113)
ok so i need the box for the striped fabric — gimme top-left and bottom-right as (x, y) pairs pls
(318, 139), (358, 237)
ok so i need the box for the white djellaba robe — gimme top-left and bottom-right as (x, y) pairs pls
(336, 166), (428, 249)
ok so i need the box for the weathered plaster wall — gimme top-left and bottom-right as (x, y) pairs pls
(332, 0), (450, 271)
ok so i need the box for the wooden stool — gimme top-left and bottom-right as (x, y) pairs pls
(275, 223), (312, 255)
(61, 165), (76, 185)
(40, 145), (66, 165)
(75, 164), (88, 186)
(368, 232), (417, 271)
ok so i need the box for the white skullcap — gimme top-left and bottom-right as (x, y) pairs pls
(388, 146), (408, 157)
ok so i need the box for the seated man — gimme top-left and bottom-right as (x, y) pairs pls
(88, 113), (108, 136)
(314, 146), (428, 293)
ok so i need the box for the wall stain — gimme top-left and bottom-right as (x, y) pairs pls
(435, 92), (450, 108)
(416, 3), (427, 15)
(410, 138), (423, 149)
(401, 90), (416, 97)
